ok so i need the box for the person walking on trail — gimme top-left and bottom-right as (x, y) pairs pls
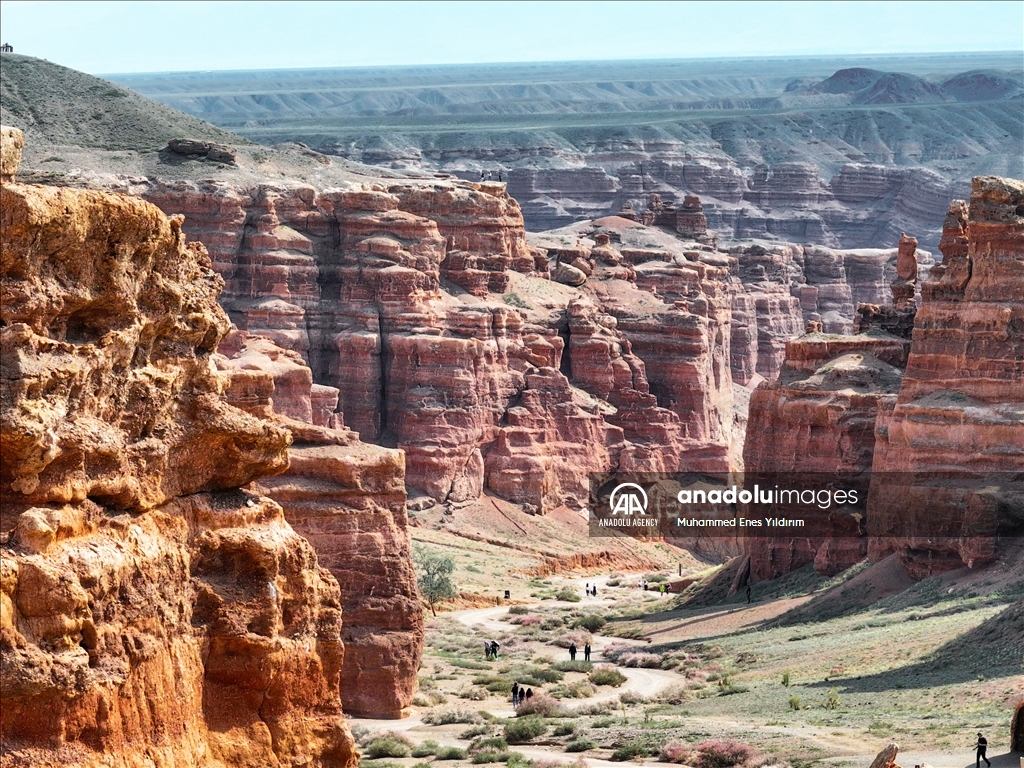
(484, 640), (492, 660)
(976, 733), (990, 768)
(569, 642), (577, 661)
(659, 583), (666, 596)
(746, 584), (752, 603)
(525, 688), (533, 700)
(491, 640), (500, 659)
(511, 682), (520, 707)
(584, 642), (591, 661)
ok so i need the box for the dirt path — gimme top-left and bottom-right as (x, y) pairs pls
(454, 599), (680, 712)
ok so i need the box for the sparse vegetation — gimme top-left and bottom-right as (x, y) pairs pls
(589, 665), (627, 687)
(504, 716), (547, 743)
(364, 735), (412, 759)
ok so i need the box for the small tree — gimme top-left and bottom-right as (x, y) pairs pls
(415, 548), (457, 616)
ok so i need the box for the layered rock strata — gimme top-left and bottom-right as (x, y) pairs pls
(744, 176), (1024, 581)
(143, 179), (741, 513)
(866, 177), (1024, 577)
(217, 333), (424, 719)
(0, 128), (355, 767)
(743, 331), (907, 580)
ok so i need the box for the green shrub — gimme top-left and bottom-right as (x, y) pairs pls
(436, 747), (468, 760)
(591, 717), (616, 728)
(552, 660), (593, 673)
(460, 724), (492, 739)
(422, 707), (482, 725)
(556, 587), (582, 602)
(364, 737), (411, 759)
(566, 738), (596, 752)
(504, 715), (547, 744)
(573, 614), (607, 632)
(453, 659), (492, 670)
(825, 688), (840, 709)
(486, 679), (514, 694)
(508, 605), (531, 615)
(470, 737), (509, 753)
(411, 740), (439, 758)
(781, 671), (790, 687)
(552, 723), (577, 736)
(611, 743), (648, 761)
(788, 695), (802, 711)
(551, 681), (595, 699)
(527, 666), (564, 683)
(502, 292), (529, 309)
(589, 665), (627, 687)
(472, 751), (512, 764)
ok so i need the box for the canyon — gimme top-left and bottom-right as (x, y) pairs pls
(108, 53), (1024, 251)
(2, 47), (1023, 767)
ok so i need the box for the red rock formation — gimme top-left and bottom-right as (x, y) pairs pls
(867, 177), (1024, 577)
(0, 128), (355, 767)
(743, 333), (905, 579)
(218, 333), (424, 719)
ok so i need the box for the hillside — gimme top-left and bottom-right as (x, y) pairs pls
(0, 53), (243, 150)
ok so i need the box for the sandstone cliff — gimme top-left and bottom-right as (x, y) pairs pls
(0, 128), (356, 767)
(743, 176), (1023, 582)
(866, 177), (1024, 577)
(217, 334), (424, 719)
(143, 181), (742, 514)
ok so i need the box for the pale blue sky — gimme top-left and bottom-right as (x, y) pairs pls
(0, 1), (1021, 75)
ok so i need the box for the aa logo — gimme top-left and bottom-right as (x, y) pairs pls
(609, 483), (648, 516)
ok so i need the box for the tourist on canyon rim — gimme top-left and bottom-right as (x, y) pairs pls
(746, 584), (752, 603)
(498, 170), (503, 182)
(593, 585), (598, 596)
(584, 643), (591, 661)
(976, 733), (991, 768)
(569, 641), (577, 660)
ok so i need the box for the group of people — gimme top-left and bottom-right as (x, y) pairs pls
(483, 640), (500, 660)
(583, 583), (598, 597)
(636, 579), (668, 595)
(510, 682), (533, 708)
(478, 169), (506, 182)
(567, 641), (591, 661)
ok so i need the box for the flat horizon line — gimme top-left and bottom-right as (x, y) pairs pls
(97, 49), (1024, 79)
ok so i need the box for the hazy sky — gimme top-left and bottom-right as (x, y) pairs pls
(1, 1), (1021, 75)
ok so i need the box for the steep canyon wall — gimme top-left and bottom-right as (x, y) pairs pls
(0, 128), (356, 767)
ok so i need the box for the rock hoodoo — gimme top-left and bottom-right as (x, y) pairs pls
(0, 127), (356, 767)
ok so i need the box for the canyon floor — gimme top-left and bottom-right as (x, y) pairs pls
(355, 527), (1024, 768)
